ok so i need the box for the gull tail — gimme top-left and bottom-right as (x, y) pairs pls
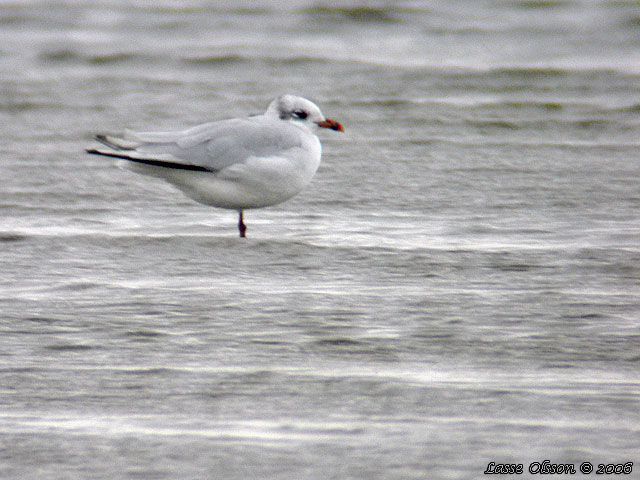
(94, 134), (140, 151)
(87, 136), (213, 173)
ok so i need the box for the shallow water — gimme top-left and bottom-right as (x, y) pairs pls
(1, 1), (639, 479)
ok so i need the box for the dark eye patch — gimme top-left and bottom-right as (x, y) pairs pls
(292, 110), (308, 119)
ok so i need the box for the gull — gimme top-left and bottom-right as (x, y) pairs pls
(87, 94), (344, 237)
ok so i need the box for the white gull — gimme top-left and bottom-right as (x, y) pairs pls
(87, 94), (344, 237)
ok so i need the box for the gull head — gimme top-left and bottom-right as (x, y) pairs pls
(266, 95), (344, 133)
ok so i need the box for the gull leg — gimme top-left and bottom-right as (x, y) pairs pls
(238, 210), (247, 238)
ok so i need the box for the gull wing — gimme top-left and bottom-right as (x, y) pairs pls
(100, 117), (305, 173)
(86, 148), (213, 172)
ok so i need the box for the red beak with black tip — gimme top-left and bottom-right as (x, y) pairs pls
(316, 118), (344, 132)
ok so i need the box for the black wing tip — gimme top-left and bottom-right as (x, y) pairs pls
(86, 148), (123, 159)
(85, 148), (213, 173)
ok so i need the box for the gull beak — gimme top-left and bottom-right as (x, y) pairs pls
(316, 118), (344, 132)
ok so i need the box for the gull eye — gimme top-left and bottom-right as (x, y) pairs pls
(292, 110), (308, 120)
